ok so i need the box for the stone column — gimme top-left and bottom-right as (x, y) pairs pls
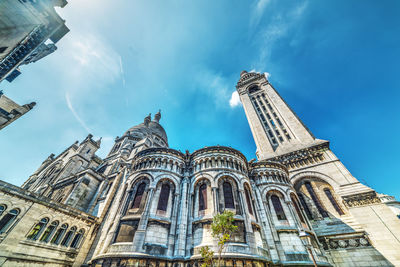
(174, 176), (189, 257)
(212, 187), (218, 215)
(167, 192), (180, 256)
(239, 189), (252, 233)
(132, 187), (154, 251)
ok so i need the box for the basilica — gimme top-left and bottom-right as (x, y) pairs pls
(1, 71), (400, 267)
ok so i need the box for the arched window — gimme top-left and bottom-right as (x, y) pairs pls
(199, 184), (207, 211)
(304, 181), (329, 218)
(27, 217), (48, 240)
(324, 188), (344, 215)
(157, 183), (170, 211)
(51, 223), (68, 245)
(132, 182), (146, 209)
(271, 195), (286, 221)
(223, 181), (234, 209)
(70, 229), (84, 248)
(248, 85), (260, 94)
(0, 208), (19, 233)
(244, 186), (253, 215)
(298, 193), (313, 220)
(61, 226), (76, 246)
(0, 204), (6, 216)
(39, 220), (59, 242)
(291, 195), (305, 223)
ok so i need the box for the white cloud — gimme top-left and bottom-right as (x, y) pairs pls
(229, 91), (242, 108)
(65, 91), (92, 133)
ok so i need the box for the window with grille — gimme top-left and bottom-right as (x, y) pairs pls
(223, 181), (235, 209)
(132, 182), (146, 209)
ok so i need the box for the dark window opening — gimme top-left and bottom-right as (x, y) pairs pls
(132, 182), (146, 209)
(324, 188), (344, 215)
(291, 196), (305, 223)
(199, 184), (207, 211)
(0, 208), (19, 233)
(157, 183), (170, 211)
(305, 182), (329, 218)
(271, 195), (287, 220)
(223, 181), (235, 209)
(298, 194), (313, 220)
(245, 187), (253, 215)
(0, 47), (7, 53)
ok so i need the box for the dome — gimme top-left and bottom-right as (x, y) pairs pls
(124, 118), (168, 145)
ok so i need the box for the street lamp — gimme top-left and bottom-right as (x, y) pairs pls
(299, 230), (318, 267)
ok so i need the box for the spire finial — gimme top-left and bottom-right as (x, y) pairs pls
(144, 113), (151, 126)
(154, 109), (161, 123)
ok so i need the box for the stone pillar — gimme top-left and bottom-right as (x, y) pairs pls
(239, 189), (252, 233)
(132, 187), (154, 251)
(174, 176), (189, 257)
(167, 192), (180, 256)
(212, 187), (218, 215)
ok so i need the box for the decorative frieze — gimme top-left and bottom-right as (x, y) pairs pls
(342, 191), (381, 207)
(318, 232), (371, 250)
(269, 143), (329, 170)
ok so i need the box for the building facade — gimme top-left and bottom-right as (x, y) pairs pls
(0, 0), (69, 83)
(1, 72), (400, 266)
(0, 91), (35, 130)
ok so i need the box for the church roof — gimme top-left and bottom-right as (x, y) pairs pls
(124, 112), (168, 144)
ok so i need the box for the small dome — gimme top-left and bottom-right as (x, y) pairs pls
(124, 121), (168, 145)
(240, 70), (248, 76)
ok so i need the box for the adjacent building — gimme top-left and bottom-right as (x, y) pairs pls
(0, 91), (35, 130)
(0, 71), (400, 266)
(0, 0), (69, 83)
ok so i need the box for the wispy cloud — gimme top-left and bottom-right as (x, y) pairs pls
(229, 91), (242, 108)
(250, 0), (271, 27)
(65, 91), (92, 133)
(119, 56), (126, 87)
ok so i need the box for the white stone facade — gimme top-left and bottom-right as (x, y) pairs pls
(0, 72), (399, 266)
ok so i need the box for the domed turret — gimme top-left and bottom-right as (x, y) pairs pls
(123, 112), (168, 146)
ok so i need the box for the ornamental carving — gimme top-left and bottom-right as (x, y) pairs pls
(269, 143), (329, 170)
(342, 191), (381, 207)
(319, 232), (371, 250)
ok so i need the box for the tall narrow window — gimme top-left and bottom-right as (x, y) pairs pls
(70, 229), (84, 248)
(132, 182), (146, 209)
(298, 194), (313, 220)
(0, 208), (19, 233)
(0, 205), (6, 216)
(223, 181), (234, 209)
(40, 221), (59, 242)
(157, 183), (170, 211)
(244, 187), (253, 215)
(61, 226), (76, 246)
(27, 217), (48, 240)
(271, 195), (287, 220)
(305, 182), (329, 218)
(324, 188), (344, 215)
(291, 195), (305, 223)
(199, 184), (207, 211)
(51, 223), (68, 245)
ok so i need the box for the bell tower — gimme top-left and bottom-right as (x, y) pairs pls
(236, 70), (323, 160)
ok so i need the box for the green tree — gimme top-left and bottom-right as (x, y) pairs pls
(211, 210), (238, 267)
(200, 246), (214, 267)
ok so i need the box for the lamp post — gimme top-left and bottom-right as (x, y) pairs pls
(299, 230), (318, 267)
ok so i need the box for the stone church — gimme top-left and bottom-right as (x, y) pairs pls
(1, 71), (400, 267)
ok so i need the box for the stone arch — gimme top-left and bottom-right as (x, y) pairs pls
(291, 171), (339, 191)
(153, 173), (180, 191)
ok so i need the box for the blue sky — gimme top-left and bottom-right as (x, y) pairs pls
(1, 0), (399, 198)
